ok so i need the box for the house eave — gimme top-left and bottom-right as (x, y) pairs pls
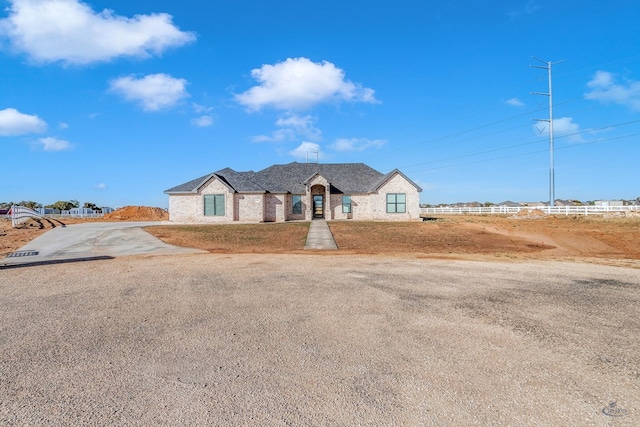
(371, 169), (423, 193)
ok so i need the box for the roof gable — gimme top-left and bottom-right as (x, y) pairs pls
(371, 169), (423, 193)
(165, 162), (421, 195)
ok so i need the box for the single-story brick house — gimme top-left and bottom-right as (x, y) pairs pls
(164, 162), (422, 223)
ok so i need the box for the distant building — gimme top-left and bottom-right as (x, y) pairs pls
(70, 208), (95, 216)
(594, 200), (624, 207)
(554, 199), (579, 207)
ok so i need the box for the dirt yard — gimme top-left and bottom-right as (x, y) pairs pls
(3, 208), (640, 267)
(147, 213), (640, 268)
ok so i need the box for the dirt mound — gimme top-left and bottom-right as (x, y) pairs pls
(103, 206), (168, 221)
(604, 210), (640, 218)
(510, 208), (547, 219)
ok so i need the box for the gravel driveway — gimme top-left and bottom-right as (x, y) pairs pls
(1, 254), (638, 426)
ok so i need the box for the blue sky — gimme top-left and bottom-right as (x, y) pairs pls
(1, 0), (640, 208)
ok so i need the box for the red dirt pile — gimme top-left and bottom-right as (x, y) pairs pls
(103, 206), (169, 221)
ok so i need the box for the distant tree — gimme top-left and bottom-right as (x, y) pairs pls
(0, 201), (14, 209)
(46, 200), (77, 211)
(83, 202), (100, 211)
(70, 199), (79, 208)
(18, 200), (42, 209)
(483, 201), (495, 207)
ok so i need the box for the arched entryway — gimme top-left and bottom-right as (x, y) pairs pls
(310, 184), (326, 219)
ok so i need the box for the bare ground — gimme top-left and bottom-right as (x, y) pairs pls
(1, 212), (639, 425)
(0, 254), (638, 425)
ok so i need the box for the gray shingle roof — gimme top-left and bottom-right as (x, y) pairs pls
(164, 172), (215, 194)
(164, 162), (421, 195)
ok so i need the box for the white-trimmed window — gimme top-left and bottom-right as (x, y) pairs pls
(386, 193), (406, 213)
(342, 195), (352, 213)
(204, 194), (225, 216)
(292, 195), (303, 214)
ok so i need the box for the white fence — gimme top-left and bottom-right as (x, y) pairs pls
(9, 205), (43, 227)
(8, 205), (105, 227)
(35, 207), (105, 217)
(421, 205), (640, 216)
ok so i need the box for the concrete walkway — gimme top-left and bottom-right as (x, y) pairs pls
(0, 222), (205, 268)
(304, 220), (338, 250)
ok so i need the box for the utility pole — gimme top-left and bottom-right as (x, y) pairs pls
(531, 57), (563, 207)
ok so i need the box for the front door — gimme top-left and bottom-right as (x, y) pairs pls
(313, 195), (324, 218)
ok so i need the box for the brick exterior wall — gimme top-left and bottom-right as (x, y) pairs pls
(237, 194), (264, 223)
(265, 194), (285, 222)
(168, 177), (234, 223)
(370, 173), (421, 220)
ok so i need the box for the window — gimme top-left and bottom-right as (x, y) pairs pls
(204, 194), (225, 216)
(292, 195), (303, 214)
(342, 195), (352, 213)
(386, 193), (406, 213)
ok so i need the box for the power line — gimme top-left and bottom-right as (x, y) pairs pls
(397, 118), (640, 170)
(361, 53), (640, 181)
(402, 132), (640, 173)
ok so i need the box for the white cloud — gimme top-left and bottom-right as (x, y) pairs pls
(331, 137), (386, 152)
(94, 182), (107, 190)
(505, 97), (524, 107)
(252, 129), (295, 143)
(252, 114), (322, 143)
(192, 103), (212, 114)
(0, 0), (195, 65)
(553, 117), (580, 138)
(509, 0), (539, 18)
(58, 122), (69, 129)
(37, 136), (71, 151)
(191, 115), (213, 127)
(0, 108), (47, 135)
(584, 70), (640, 111)
(533, 117), (582, 142)
(289, 141), (324, 160)
(109, 73), (189, 111)
(276, 114), (322, 140)
(235, 57), (379, 111)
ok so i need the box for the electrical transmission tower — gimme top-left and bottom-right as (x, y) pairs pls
(531, 57), (563, 207)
